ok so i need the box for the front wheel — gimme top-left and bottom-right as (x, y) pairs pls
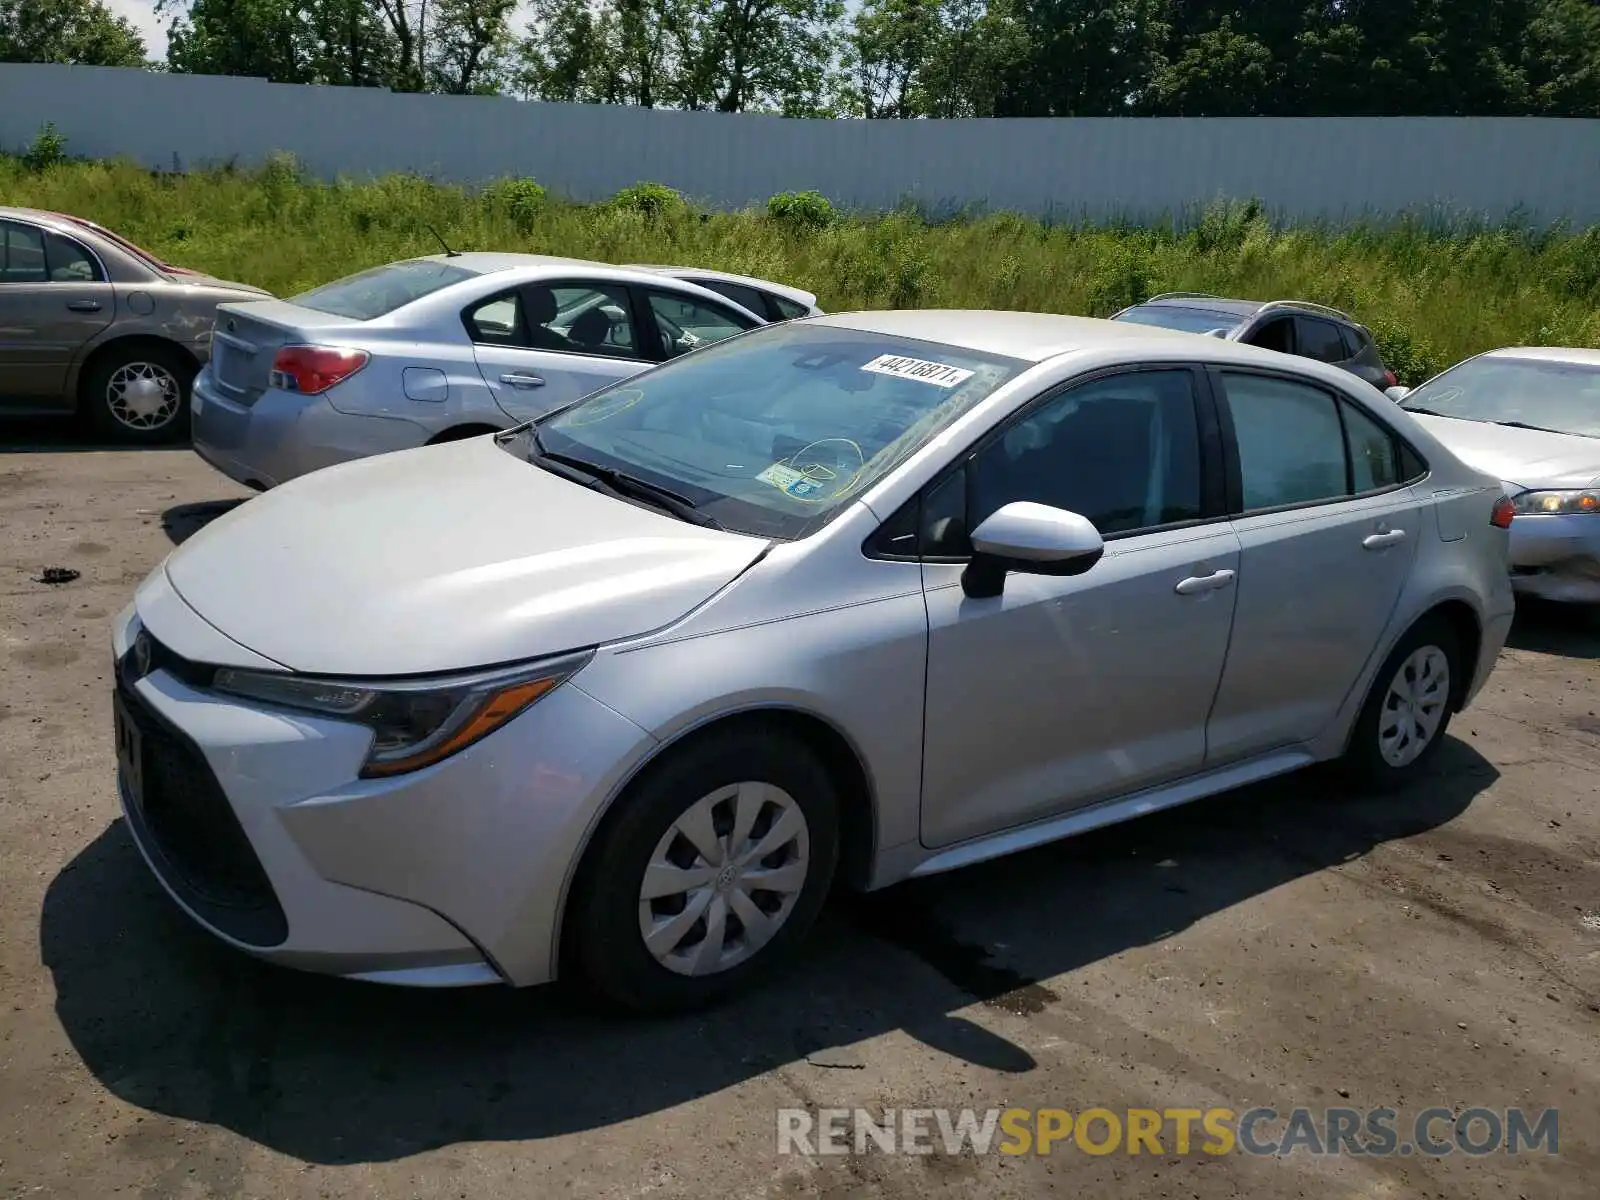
(1341, 619), (1461, 791)
(567, 727), (839, 1014)
(81, 344), (195, 445)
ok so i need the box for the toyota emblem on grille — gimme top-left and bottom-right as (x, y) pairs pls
(127, 631), (153, 682)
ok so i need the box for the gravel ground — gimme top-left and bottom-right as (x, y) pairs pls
(1, 430), (1596, 1199)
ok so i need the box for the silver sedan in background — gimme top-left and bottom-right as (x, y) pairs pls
(190, 253), (778, 490)
(1394, 347), (1600, 603)
(115, 311), (1513, 1013)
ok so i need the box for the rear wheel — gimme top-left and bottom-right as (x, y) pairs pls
(1341, 618), (1460, 791)
(567, 727), (839, 1014)
(81, 344), (195, 445)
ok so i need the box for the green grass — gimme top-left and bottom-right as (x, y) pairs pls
(5, 155), (1599, 384)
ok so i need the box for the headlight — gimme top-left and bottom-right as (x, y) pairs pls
(212, 651), (592, 778)
(1512, 490), (1600, 515)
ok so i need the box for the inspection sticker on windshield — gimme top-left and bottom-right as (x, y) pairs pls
(861, 354), (974, 388)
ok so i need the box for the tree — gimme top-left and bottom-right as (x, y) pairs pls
(517, 0), (845, 113)
(1521, 0), (1600, 115)
(1147, 16), (1279, 115)
(163, 0), (314, 82)
(1, 0), (147, 66)
(846, 0), (940, 116)
(1000, 0), (1171, 115)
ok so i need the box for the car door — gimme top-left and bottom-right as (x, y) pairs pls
(0, 220), (114, 408)
(1204, 368), (1423, 762)
(916, 366), (1242, 849)
(465, 280), (649, 423)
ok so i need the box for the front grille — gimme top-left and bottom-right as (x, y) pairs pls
(118, 679), (288, 947)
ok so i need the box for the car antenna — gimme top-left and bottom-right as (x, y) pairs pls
(426, 223), (462, 258)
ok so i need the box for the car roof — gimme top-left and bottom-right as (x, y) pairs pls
(412, 251), (590, 274)
(624, 265), (818, 308)
(1136, 296), (1263, 318)
(810, 308), (1312, 365)
(1481, 346), (1600, 367)
(0, 205), (96, 233)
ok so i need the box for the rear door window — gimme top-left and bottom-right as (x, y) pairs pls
(1246, 317), (1294, 354)
(643, 290), (757, 360)
(1222, 372), (1349, 510)
(1295, 317), (1350, 363)
(44, 233), (102, 281)
(697, 279), (768, 315)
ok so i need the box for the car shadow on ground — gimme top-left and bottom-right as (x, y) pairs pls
(1, 417), (193, 454)
(162, 500), (247, 545)
(41, 741), (1497, 1165)
(1506, 597), (1600, 660)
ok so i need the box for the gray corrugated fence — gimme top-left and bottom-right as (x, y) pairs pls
(3, 63), (1598, 226)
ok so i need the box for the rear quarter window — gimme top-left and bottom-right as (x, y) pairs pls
(293, 259), (479, 320)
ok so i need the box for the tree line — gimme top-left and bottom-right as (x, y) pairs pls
(5, 0), (1599, 117)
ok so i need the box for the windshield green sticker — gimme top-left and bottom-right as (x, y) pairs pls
(861, 354), (976, 388)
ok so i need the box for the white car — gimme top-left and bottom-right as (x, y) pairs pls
(1392, 346), (1600, 602)
(114, 310), (1514, 1012)
(623, 265), (822, 322)
(189, 254), (794, 490)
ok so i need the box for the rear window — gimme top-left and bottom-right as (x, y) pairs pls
(292, 259), (479, 320)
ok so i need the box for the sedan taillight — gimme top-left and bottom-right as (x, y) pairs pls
(270, 345), (369, 394)
(1491, 496), (1516, 529)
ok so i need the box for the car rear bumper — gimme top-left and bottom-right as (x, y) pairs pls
(1508, 513), (1600, 604)
(191, 369), (428, 490)
(112, 603), (656, 988)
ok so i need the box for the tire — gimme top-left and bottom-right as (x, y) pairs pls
(568, 726), (840, 1014)
(80, 343), (195, 445)
(1341, 618), (1461, 792)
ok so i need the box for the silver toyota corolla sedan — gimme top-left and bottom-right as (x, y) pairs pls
(114, 311), (1514, 1013)
(190, 253), (781, 490)
(1392, 347), (1600, 603)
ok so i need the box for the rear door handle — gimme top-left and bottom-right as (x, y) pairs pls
(1363, 529), (1407, 550)
(1175, 568), (1236, 595)
(500, 372), (545, 389)
(67, 300), (102, 312)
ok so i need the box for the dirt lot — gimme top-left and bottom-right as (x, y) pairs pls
(1, 431), (1597, 1199)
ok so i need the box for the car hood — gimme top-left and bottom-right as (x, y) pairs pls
(1409, 415), (1600, 491)
(159, 437), (771, 675)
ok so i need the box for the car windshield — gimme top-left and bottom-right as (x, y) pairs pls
(292, 259), (479, 320)
(523, 323), (1027, 539)
(1113, 304), (1243, 336)
(1400, 356), (1600, 439)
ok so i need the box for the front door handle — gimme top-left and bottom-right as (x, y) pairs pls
(1175, 568), (1236, 595)
(67, 299), (102, 312)
(1363, 529), (1407, 550)
(500, 372), (545, 389)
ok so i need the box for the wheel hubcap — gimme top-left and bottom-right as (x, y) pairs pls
(107, 362), (180, 430)
(1378, 645), (1450, 767)
(637, 782), (810, 977)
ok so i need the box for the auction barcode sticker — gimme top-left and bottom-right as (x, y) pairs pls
(861, 354), (975, 388)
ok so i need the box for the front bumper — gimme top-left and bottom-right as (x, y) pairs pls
(112, 605), (656, 988)
(191, 369), (428, 490)
(1507, 512), (1600, 603)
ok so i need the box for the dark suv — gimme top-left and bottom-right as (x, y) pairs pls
(1111, 294), (1398, 392)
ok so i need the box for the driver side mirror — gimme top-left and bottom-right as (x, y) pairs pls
(1384, 385), (1411, 402)
(960, 502), (1105, 599)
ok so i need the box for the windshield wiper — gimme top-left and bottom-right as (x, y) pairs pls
(1401, 406), (1463, 419)
(530, 432), (724, 529)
